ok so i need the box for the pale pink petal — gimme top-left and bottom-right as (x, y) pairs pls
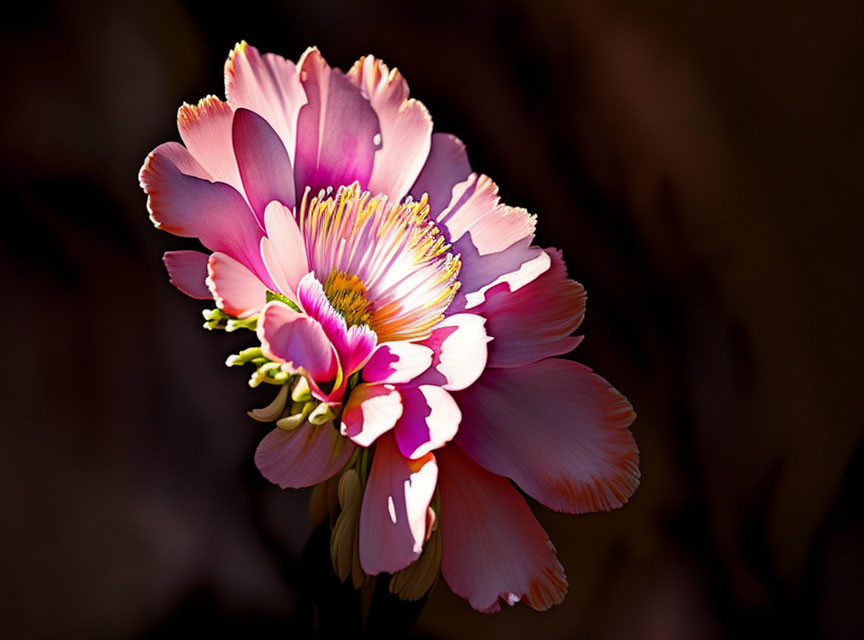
(435, 174), (500, 243)
(255, 421), (354, 489)
(139, 145), (267, 278)
(163, 250), (211, 299)
(410, 133), (471, 217)
(348, 56), (432, 202)
(297, 273), (376, 375)
(477, 248), (586, 367)
(232, 108), (296, 222)
(465, 204), (538, 256)
(454, 359), (639, 514)
(261, 201), (309, 298)
(294, 48), (379, 196)
(225, 42), (306, 166)
(340, 383), (402, 447)
(177, 96), (243, 192)
(432, 173), (551, 312)
(412, 314), (489, 391)
(359, 433), (437, 574)
(393, 385), (461, 459)
(259, 237), (294, 301)
(362, 342), (433, 385)
(437, 446), (567, 612)
(257, 301), (338, 382)
(206, 252), (268, 317)
(450, 238), (551, 312)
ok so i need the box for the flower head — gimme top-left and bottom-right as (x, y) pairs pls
(140, 42), (639, 613)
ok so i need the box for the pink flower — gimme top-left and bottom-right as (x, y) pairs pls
(140, 42), (639, 613)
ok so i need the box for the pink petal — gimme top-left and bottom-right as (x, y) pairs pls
(413, 314), (489, 391)
(477, 248), (586, 368)
(454, 359), (639, 514)
(359, 433), (437, 574)
(206, 252), (268, 317)
(225, 42), (306, 166)
(255, 421), (354, 489)
(261, 201), (309, 298)
(341, 383), (402, 447)
(297, 273), (376, 376)
(149, 141), (211, 180)
(410, 133), (472, 217)
(432, 173), (551, 312)
(466, 204), (538, 256)
(362, 342), (433, 385)
(139, 145), (267, 279)
(348, 56), (432, 202)
(341, 324), (378, 377)
(232, 108), (296, 222)
(257, 301), (338, 382)
(450, 238), (551, 312)
(163, 250), (211, 299)
(437, 445), (567, 612)
(436, 174), (502, 245)
(176, 96), (244, 193)
(393, 385), (461, 459)
(294, 48), (379, 196)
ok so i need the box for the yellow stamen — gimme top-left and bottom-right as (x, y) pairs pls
(299, 183), (463, 341)
(323, 270), (371, 327)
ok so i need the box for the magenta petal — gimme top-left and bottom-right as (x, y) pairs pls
(139, 145), (267, 279)
(437, 446), (567, 612)
(294, 48), (379, 195)
(341, 324), (378, 376)
(206, 252), (268, 317)
(255, 422), (354, 489)
(341, 383), (402, 447)
(454, 359), (639, 514)
(349, 56), (432, 202)
(363, 342), (433, 385)
(410, 133), (472, 218)
(297, 273), (377, 375)
(261, 202), (309, 298)
(163, 250), (211, 299)
(478, 248), (586, 368)
(257, 301), (338, 382)
(232, 108), (296, 223)
(177, 96), (244, 192)
(225, 42), (306, 166)
(393, 385), (461, 459)
(359, 434), (437, 574)
(413, 314), (488, 391)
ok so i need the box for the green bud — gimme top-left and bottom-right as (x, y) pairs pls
(276, 400), (316, 430)
(226, 346), (264, 367)
(291, 376), (312, 402)
(249, 362), (290, 387)
(389, 525), (441, 601)
(308, 402), (336, 425)
(248, 385), (290, 423)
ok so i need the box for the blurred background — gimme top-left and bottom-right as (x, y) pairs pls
(1, 0), (862, 637)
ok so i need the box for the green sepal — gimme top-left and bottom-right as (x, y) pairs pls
(266, 290), (302, 313)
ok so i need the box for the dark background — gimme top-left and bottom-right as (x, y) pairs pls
(1, 0), (862, 637)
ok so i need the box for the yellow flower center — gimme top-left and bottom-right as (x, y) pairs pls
(323, 270), (371, 327)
